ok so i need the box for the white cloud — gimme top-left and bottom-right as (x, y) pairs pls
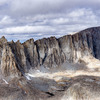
(0, 16), (14, 25)
(0, 25), (56, 34)
(0, 0), (8, 5)
(68, 9), (85, 17)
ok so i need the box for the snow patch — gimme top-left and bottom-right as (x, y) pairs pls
(3, 79), (9, 84)
(25, 75), (31, 80)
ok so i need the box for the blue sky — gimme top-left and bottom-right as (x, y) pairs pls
(0, 0), (100, 42)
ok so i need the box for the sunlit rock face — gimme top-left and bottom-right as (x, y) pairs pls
(1, 43), (21, 77)
(0, 26), (100, 100)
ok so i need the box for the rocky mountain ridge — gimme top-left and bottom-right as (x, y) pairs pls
(0, 27), (100, 100)
(0, 26), (100, 77)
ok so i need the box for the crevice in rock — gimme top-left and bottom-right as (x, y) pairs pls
(34, 42), (40, 65)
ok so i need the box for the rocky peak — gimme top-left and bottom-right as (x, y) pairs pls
(0, 36), (7, 47)
(0, 36), (7, 42)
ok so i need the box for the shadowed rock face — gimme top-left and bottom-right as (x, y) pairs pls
(35, 37), (66, 68)
(58, 27), (100, 62)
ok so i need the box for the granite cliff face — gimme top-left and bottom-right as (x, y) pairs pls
(0, 27), (100, 77)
